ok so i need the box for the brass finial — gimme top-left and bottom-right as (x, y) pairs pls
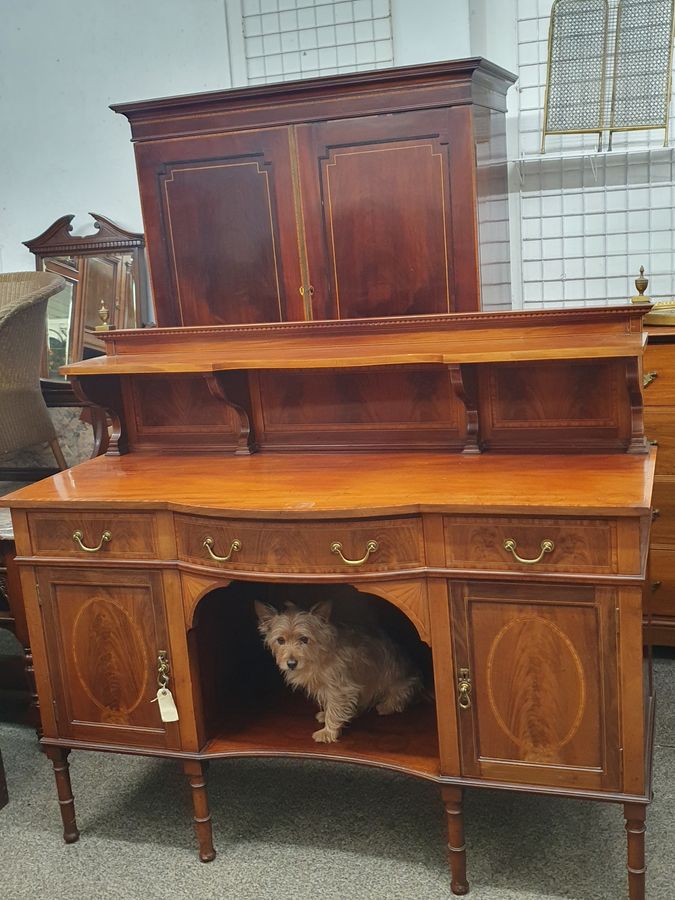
(630, 266), (650, 305)
(94, 298), (111, 331)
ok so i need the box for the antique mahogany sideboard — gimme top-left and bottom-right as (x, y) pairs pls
(643, 326), (675, 645)
(2, 304), (655, 899)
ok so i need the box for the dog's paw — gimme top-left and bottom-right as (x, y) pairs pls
(315, 710), (325, 723)
(312, 727), (339, 743)
(376, 700), (402, 715)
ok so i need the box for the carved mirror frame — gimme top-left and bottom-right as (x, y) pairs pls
(24, 212), (152, 381)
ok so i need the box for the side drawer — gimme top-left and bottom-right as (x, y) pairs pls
(644, 407), (675, 474)
(27, 511), (159, 560)
(648, 548), (675, 620)
(443, 515), (620, 574)
(651, 478), (675, 546)
(643, 344), (675, 406)
(175, 515), (425, 573)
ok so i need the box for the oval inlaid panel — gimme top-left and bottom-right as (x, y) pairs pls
(486, 616), (586, 756)
(72, 597), (149, 722)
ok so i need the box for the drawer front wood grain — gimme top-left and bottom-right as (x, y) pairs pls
(643, 344), (675, 406)
(176, 515), (424, 573)
(444, 516), (618, 574)
(27, 512), (159, 559)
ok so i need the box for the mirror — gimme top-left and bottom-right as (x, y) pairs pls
(24, 214), (153, 380)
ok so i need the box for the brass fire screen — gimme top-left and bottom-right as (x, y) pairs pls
(542, 0), (675, 151)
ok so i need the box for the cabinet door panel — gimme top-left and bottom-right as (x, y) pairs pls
(135, 129), (304, 326)
(450, 581), (620, 791)
(38, 568), (180, 749)
(297, 110), (463, 320)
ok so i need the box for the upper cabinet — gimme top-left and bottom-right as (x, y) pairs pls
(113, 59), (516, 327)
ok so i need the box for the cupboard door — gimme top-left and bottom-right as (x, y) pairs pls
(449, 581), (621, 791)
(296, 109), (471, 320)
(37, 568), (180, 750)
(135, 128), (304, 326)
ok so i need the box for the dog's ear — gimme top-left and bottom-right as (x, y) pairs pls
(254, 600), (277, 632)
(309, 599), (332, 621)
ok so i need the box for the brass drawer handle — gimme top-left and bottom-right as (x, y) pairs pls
(643, 371), (658, 388)
(203, 536), (242, 562)
(72, 530), (112, 553)
(458, 668), (472, 710)
(330, 539), (379, 567)
(503, 538), (554, 565)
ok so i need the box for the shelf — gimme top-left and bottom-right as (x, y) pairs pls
(60, 305), (647, 376)
(202, 692), (441, 781)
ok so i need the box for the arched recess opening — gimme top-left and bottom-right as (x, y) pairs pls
(188, 580), (439, 778)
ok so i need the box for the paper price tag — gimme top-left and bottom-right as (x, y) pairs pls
(154, 687), (179, 722)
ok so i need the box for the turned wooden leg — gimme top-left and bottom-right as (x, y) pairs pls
(441, 785), (469, 895)
(624, 802), (647, 900)
(184, 760), (216, 862)
(45, 747), (79, 844)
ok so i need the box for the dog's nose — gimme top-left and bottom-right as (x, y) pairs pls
(287, 659), (298, 670)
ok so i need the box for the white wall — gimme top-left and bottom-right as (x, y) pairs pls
(0, 0), (232, 273)
(391, 0), (471, 65)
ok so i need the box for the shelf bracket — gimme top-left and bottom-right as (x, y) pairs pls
(204, 372), (258, 455)
(448, 364), (482, 455)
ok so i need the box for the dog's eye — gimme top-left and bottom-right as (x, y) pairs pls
(276, 637), (285, 645)
(299, 635), (309, 644)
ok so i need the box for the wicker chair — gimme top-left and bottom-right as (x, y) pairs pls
(0, 271), (68, 470)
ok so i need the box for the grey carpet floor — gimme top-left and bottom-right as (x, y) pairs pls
(0, 637), (673, 900)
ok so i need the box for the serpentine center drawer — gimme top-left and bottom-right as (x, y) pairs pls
(27, 511), (159, 559)
(175, 515), (424, 573)
(443, 515), (618, 574)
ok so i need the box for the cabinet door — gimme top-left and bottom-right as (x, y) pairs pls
(296, 108), (473, 320)
(449, 581), (621, 791)
(37, 568), (180, 750)
(135, 128), (304, 326)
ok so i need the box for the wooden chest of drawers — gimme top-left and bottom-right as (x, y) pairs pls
(644, 326), (675, 645)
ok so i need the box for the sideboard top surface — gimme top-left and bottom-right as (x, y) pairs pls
(1, 450), (656, 518)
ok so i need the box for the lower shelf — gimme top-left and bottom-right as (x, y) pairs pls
(202, 692), (441, 780)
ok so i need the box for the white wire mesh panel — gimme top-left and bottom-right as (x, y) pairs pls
(517, 0), (675, 309)
(242, 0), (393, 84)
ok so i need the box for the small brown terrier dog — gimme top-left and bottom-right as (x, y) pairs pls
(255, 599), (423, 743)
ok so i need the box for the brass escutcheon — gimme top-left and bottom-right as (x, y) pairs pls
(503, 537), (554, 565)
(330, 539), (379, 567)
(72, 530), (112, 553)
(157, 650), (170, 689)
(457, 667), (472, 710)
(203, 536), (242, 563)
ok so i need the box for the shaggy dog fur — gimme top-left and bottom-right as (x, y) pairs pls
(255, 599), (423, 743)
